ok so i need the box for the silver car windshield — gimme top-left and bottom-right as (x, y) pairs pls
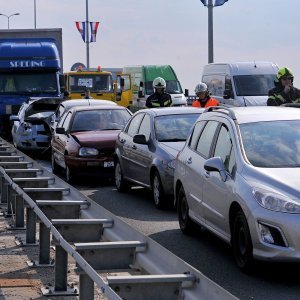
(240, 120), (300, 168)
(155, 114), (199, 142)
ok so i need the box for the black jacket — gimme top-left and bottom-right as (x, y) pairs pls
(145, 92), (172, 108)
(267, 83), (300, 106)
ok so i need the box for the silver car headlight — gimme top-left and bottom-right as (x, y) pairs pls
(252, 187), (300, 214)
(22, 122), (32, 131)
(79, 147), (99, 157)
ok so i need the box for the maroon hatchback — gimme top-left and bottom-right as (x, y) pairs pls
(51, 105), (132, 182)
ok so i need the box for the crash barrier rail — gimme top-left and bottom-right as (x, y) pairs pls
(0, 138), (237, 300)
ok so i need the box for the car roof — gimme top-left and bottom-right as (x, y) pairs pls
(61, 99), (117, 108)
(202, 106), (300, 124)
(67, 105), (129, 113)
(139, 107), (204, 116)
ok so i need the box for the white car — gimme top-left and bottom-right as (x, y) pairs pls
(10, 97), (63, 151)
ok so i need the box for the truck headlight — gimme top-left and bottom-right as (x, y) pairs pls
(252, 187), (300, 214)
(79, 147), (99, 157)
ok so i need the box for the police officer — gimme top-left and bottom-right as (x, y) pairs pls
(192, 82), (219, 108)
(267, 67), (300, 106)
(145, 77), (172, 108)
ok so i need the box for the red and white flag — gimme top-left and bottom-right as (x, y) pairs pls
(90, 22), (100, 42)
(75, 21), (86, 42)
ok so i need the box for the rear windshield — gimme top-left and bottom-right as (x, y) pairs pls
(233, 74), (276, 96)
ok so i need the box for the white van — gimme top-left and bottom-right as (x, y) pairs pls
(123, 65), (187, 110)
(201, 61), (279, 106)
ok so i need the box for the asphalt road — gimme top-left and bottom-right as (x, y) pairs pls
(38, 159), (300, 300)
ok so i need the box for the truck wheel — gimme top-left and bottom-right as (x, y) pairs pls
(232, 210), (254, 272)
(177, 186), (195, 234)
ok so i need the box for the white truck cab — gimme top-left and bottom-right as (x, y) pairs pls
(202, 61), (279, 106)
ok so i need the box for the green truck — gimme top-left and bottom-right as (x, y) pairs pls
(123, 65), (187, 110)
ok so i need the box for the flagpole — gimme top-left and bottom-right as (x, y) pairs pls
(86, 0), (90, 69)
(208, 0), (214, 63)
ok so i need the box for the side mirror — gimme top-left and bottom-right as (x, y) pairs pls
(184, 89), (189, 97)
(204, 157), (227, 182)
(59, 74), (65, 92)
(9, 115), (19, 122)
(223, 89), (233, 99)
(120, 78), (125, 89)
(133, 134), (148, 145)
(55, 127), (66, 134)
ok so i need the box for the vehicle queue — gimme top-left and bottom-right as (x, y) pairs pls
(8, 62), (300, 272)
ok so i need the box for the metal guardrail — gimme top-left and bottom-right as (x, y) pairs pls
(0, 137), (237, 300)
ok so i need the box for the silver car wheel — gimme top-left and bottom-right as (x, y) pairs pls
(152, 171), (165, 209)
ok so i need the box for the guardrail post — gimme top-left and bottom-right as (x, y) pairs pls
(6, 185), (15, 217)
(25, 207), (37, 245)
(1, 179), (8, 204)
(15, 195), (25, 228)
(79, 273), (94, 300)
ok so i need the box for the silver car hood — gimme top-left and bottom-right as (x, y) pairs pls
(159, 141), (186, 157)
(243, 96), (267, 106)
(245, 166), (300, 199)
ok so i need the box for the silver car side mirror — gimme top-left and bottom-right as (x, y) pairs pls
(204, 157), (227, 182)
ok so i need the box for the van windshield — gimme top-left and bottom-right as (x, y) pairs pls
(233, 74), (276, 96)
(145, 80), (183, 95)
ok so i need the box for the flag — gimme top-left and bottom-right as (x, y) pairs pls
(200, 0), (228, 7)
(75, 21), (86, 42)
(90, 22), (100, 43)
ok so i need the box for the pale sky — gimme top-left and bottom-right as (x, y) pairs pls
(1, 0), (300, 94)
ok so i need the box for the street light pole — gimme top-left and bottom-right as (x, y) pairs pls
(86, 0), (90, 69)
(0, 13), (20, 29)
(34, 0), (37, 28)
(208, 0), (214, 63)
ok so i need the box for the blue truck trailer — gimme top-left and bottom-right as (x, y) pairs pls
(0, 28), (63, 139)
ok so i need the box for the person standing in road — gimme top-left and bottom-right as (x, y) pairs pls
(192, 82), (219, 108)
(267, 67), (300, 106)
(145, 77), (172, 108)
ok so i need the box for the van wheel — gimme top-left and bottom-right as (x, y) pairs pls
(115, 160), (130, 192)
(177, 186), (195, 234)
(232, 210), (254, 272)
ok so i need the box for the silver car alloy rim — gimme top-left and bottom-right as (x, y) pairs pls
(115, 163), (121, 188)
(153, 176), (160, 205)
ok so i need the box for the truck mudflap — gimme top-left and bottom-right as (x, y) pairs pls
(0, 137), (238, 300)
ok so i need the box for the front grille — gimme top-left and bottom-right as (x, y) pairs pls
(97, 149), (115, 158)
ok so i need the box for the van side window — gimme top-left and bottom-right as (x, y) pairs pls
(202, 75), (224, 97)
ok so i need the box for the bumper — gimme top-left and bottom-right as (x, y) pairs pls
(248, 205), (300, 262)
(66, 156), (115, 177)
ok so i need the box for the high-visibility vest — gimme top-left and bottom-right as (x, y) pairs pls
(192, 97), (219, 108)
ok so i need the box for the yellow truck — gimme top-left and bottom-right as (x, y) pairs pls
(64, 67), (132, 108)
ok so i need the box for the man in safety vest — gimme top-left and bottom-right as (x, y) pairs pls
(192, 82), (219, 108)
(267, 67), (300, 106)
(145, 77), (172, 108)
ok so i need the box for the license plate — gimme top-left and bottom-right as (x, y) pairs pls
(104, 161), (114, 168)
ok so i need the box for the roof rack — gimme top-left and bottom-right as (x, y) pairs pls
(204, 106), (236, 120)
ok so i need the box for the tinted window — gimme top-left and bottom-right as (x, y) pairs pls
(196, 121), (219, 158)
(127, 113), (145, 137)
(214, 125), (235, 173)
(138, 114), (151, 140)
(202, 75), (224, 97)
(155, 114), (199, 142)
(189, 121), (206, 150)
(233, 74), (276, 96)
(240, 120), (300, 167)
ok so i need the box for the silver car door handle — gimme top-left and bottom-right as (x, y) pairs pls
(204, 171), (210, 178)
(120, 138), (126, 143)
(132, 145), (137, 150)
(186, 157), (192, 164)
